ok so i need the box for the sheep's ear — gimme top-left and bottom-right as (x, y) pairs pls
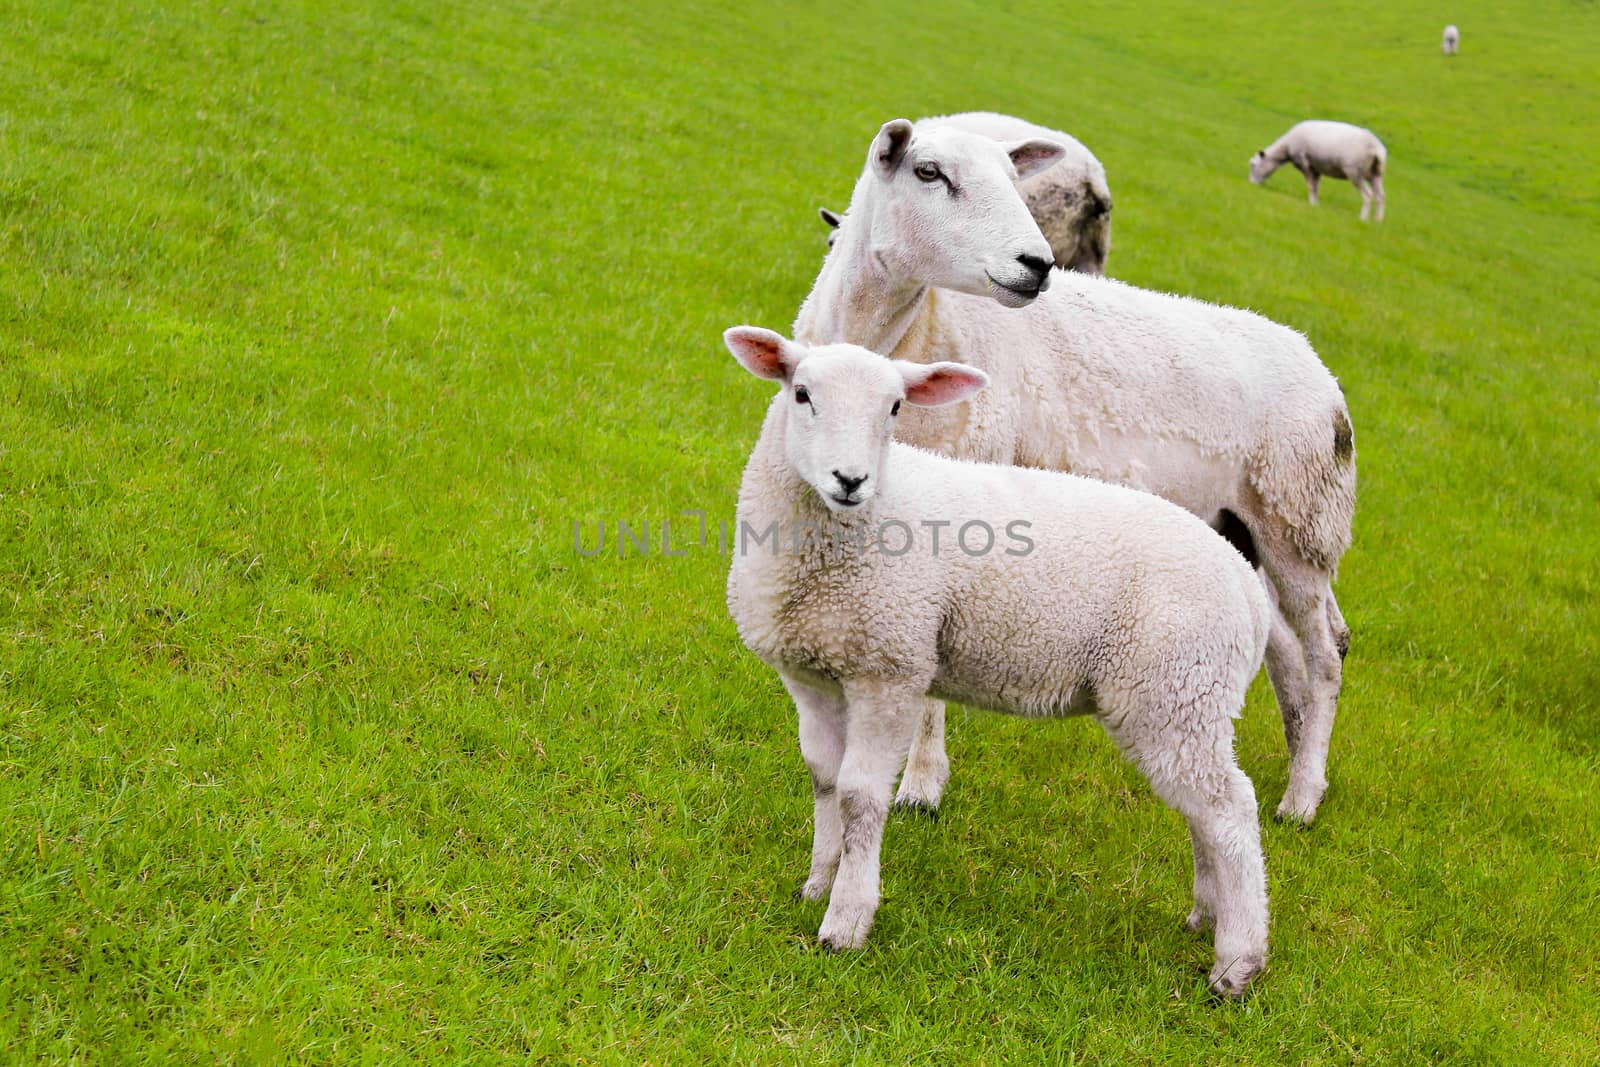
(724, 326), (801, 382)
(899, 361), (989, 407)
(818, 207), (841, 229)
(1008, 138), (1067, 180)
(871, 119), (914, 180)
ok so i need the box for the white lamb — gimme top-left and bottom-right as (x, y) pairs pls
(821, 111), (1113, 274)
(723, 325), (1273, 997)
(1249, 120), (1388, 221)
(797, 119), (1355, 827)
(1442, 25), (1459, 55)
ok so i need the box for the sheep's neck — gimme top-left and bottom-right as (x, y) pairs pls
(793, 199), (939, 364)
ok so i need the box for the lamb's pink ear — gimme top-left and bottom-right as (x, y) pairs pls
(723, 326), (801, 382)
(899, 361), (989, 407)
(1007, 138), (1067, 180)
(871, 119), (914, 180)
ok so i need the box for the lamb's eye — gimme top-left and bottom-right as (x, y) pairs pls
(890, 400), (901, 416)
(794, 385), (810, 405)
(914, 162), (941, 183)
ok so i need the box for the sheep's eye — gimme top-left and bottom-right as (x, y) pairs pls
(794, 385), (810, 405)
(890, 400), (901, 416)
(914, 162), (941, 183)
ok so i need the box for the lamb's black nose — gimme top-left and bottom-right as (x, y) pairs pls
(833, 470), (868, 495)
(1016, 253), (1053, 291)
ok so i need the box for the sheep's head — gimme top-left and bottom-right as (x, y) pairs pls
(865, 119), (1063, 309)
(1248, 150), (1271, 185)
(723, 326), (988, 513)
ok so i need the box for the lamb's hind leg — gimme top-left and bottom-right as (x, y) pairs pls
(1102, 703), (1269, 998)
(781, 673), (847, 901)
(893, 697), (948, 815)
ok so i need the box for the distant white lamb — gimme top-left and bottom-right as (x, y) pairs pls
(723, 325), (1273, 997)
(821, 111), (1113, 274)
(798, 119), (1355, 827)
(1249, 120), (1387, 221)
(1443, 24), (1460, 55)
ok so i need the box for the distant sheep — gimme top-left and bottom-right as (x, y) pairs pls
(1250, 120), (1387, 221)
(1443, 25), (1459, 55)
(821, 111), (1113, 274)
(723, 326), (1273, 997)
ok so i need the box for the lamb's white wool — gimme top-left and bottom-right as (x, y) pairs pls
(723, 327), (1274, 997)
(1249, 120), (1388, 221)
(1442, 24), (1460, 55)
(796, 119), (1356, 825)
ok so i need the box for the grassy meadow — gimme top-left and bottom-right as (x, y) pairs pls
(2, 0), (1598, 1061)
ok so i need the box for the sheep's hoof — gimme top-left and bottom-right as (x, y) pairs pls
(1207, 956), (1265, 1001)
(892, 798), (940, 821)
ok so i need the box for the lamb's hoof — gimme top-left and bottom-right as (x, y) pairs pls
(816, 907), (872, 951)
(795, 875), (832, 903)
(892, 798), (940, 821)
(1207, 956), (1265, 1001)
(1274, 789), (1324, 826)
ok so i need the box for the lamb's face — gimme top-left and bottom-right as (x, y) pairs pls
(782, 348), (904, 512)
(868, 120), (1063, 309)
(722, 327), (990, 516)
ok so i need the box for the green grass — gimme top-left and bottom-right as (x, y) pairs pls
(2, 0), (1598, 1061)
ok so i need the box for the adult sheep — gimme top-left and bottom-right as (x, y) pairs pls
(796, 118), (1355, 826)
(821, 111), (1113, 274)
(722, 326), (1273, 997)
(1442, 24), (1460, 55)
(1249, 120), (1387, 222)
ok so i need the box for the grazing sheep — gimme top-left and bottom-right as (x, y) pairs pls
(820, 111), (1113, 273)
(1249, 120), (1387, 222)
(1443, 24), (1459, 55)
(795, 119), (1355, 826)
(723, 325), (1273, 997)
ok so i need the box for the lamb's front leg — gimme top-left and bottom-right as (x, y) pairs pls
(1304, 169), (1321, 205)
(817, 678), (923, 950)
(893, 697), (949, 815)
(782, 673), (847, 901)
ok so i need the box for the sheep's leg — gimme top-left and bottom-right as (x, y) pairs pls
(893, 697), (949, 814)
(1259, 575), (1313, 755)
(782, 673), (847, 901)
(1261, 555), (1344, 825)
(1371, 173), (1386, 221)
(816, 679), (923, 951)
(1354, 175), (1374, 221)
(1304, 170), (1320, 206)
(1102, 705), (1269, 998)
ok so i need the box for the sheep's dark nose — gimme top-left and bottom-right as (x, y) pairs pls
(1016, 253), (1053, 291)
(833, 470), (868, 495)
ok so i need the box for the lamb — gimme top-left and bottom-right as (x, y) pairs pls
(1249, 120), (1387, 221)
(722, 325), (1273, 997)
(1442, 24), (1459, 55)
(820, 111), (1113, 274)
(796, 118), (1355, 827)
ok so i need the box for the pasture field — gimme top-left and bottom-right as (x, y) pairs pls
(2, 0), (1598, 1061)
